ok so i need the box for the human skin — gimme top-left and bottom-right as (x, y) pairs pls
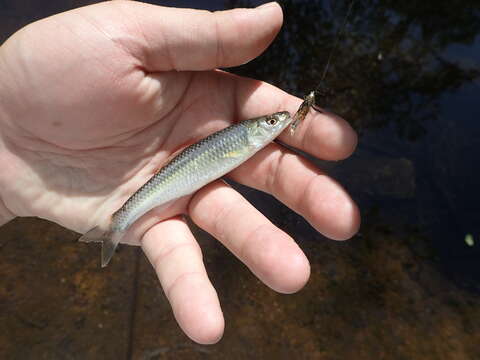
(0, 1), (360, 344)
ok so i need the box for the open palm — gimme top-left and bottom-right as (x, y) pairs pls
(0, 1), (359, 343)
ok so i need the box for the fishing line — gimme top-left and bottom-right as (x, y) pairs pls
(288, 0), (358, 133)
(314, 0), (357, 93)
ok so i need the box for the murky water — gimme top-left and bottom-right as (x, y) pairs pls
(229, 0), (480, 291)
(1, 0), (479, 358)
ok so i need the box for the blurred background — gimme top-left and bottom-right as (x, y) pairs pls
(1, 0), (479, 359)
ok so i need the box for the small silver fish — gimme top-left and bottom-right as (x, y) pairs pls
(80, 111), (292, 267)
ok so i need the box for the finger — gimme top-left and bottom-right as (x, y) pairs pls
(0, 196), (15, 227)
(141, 217), (224, 344)
(189, 181), (310, 294)
(229, 142), (361, 241)
(229, 73), (358, 160)
(106, 1), (283, 71)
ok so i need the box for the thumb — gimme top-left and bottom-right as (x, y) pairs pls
(108, 1), (283, 71)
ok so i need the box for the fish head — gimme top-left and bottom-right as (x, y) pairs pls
(245, 111), (292, 148)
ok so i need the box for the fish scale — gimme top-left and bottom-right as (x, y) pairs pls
(113, 121), (250, 230)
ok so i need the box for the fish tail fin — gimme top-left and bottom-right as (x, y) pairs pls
(101, 231), (124, 268)
(78, 226), (107, 243)
(79, 226), (125, 268)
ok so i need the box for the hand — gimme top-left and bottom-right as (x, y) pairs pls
(0, 1), (359, 343)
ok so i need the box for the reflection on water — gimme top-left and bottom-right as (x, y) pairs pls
(230, 0), (480, 291)
(1, 0), (479, 358)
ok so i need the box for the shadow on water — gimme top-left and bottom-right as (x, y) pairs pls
(228, 0), (480, 293)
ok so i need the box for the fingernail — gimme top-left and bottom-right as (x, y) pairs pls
(257, 2), (279, 9)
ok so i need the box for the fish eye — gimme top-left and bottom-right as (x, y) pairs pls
(266, 117), (278, 126)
